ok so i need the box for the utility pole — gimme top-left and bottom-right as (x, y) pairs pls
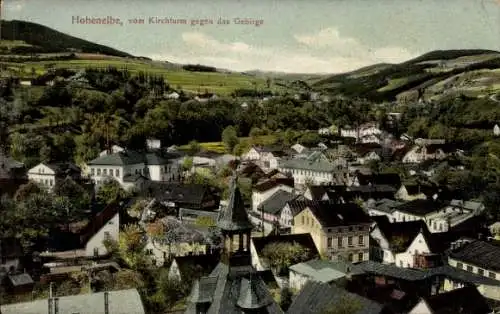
(0, 0), (3, 41)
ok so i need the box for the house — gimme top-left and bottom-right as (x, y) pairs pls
(27, 162), (81, 190)
(0, 289), (146, 314)
(357, 150), (382, 164)
(242, 146), (288, 170)
(184, 175), (283, 314)
(402, 144), (451, 164)
(390, 199), (444, 223)
(142, 182), (220, 211)
(291, 143), (308, 154)
(252, 178), (294, 213)
(278, 157), (339, 188)
(448, 240), (500, 282)
(366, 198), (404, 218)
(87, 149), (182, 190)
(279, 198), (320, 230)
(350, 172), (401, 189)
(287, 281), (385, 314)
(98, 145), (124, 156)
(409, 286), (491, 314)
(254, 189), (296, 230)
(424, 200), (484, 234)
(289, 259), (359, 291)
(250, 233), (319, 271)
(395, 184), (437, 201)
(303, 185), (329, 201)
(494, 124), (500, 136)
(370, 217), (445, 268)
(167, 254), (219, 281)
(292, 202), (372, 262)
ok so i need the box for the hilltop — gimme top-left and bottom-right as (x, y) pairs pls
(308, 49), (500, 102)
(0, 20), (134, 57)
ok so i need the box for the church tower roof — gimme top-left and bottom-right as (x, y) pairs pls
(216, 174), (253, 232)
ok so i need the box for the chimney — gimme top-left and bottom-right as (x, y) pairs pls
(104, 291), (109, 314)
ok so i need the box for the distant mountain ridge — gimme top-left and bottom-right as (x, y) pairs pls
(0, 20), (134, 57)
(309, 49), (500, 102)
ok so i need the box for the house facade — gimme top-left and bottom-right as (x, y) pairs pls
(278, 158), (338, 188)
(251, 180), (294, 213)
(27, 163), (81, 191)
(84, 211), (119, 257)
(292, 202), (371, 262)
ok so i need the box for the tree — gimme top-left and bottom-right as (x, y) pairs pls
(182, 157), (194, 171)
(261, 242), (310, 275)
(187, 140), (201, 156)
(53, 177), (91, 212)
(113, 269), (145, 290)
(118, 224), (148, 269)
(14, 181), (42, 202)
(96, 179), (127, 204)
(221, 125), (239, 153)
(194, 216), (216, 227)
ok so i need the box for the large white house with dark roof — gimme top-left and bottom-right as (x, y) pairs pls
(86, 149), (182, 189)
(278, 155), (339, 188)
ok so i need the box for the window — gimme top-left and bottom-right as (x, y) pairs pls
(338, 237), (342, 248)
(93, 248), (99, 257)
(302, 216), (305, 224)
(358, 236), (364, 246)
(358, 226), (363, 231)
(358, 252), (364, 262)
(97, 168), (101, 175)
(466, 265), (473, 272)
(109, 169), (114, 176)
(104, 231), (110, 239)
(478, 268), (485, 276)
(49, 179), (53, 186)
(115, 169), (120, 177)
(91, 168), (95, 175)
(489, 272), (496, 279)
(456, 262), (463, 269)
(327, 237), (332, 248)
(103, 169), (107, 175)
(348, 254), (353, 262)
(348, 236), (353, 246)
(348, 227), (353, 232)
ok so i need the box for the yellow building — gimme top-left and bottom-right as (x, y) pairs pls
(292, 202), (372, 263)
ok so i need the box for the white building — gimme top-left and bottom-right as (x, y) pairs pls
(289, 259), (348, 291)
(251, 179), (294, 213)
(84, 211), (120, 257)
(27, 162), (81, 191)
(278, 156), (339, 188)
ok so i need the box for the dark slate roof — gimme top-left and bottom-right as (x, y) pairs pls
(172, 254), (220, 279)
(0, 289), (145, 314)
(257, 190), (296, 215)
(306, 185), (328, 200)
(253, 178), (294, 192)
(357, 261), (500, 286)
(394, 199), (443, 216)
(217, 176), (254, 232)
(403, 184), (438, 197)
(307, 202), (372, 228)
(449, 240), (500, 272)
(8, 273), (34, 286)
(370, 199), (404, 214)
(87, 150), (145, 166)
(421, 286), (491, 314)
(123, 173), (149, 183)
(186, 263), (283, 314)
(287, 281), (384, 314)
(144, 182), (211, 204)
(46, 162), (81, 176)
(252, 233), (319, 257)
(354, 172), (401, 187)
(374, 219), (429, 253)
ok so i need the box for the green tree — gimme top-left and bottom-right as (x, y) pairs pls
(96, 179), (128, 205)
(182, 157), (194, 171)
(53, 177), (91, 213)
(187, 140), (201, 156)
(118, 224), (149, 270)
(221, 125), (239, 153)
(261, 242), (310, 275)
(14, 181), (41, 202)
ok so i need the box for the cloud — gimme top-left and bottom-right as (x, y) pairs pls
(149, 28), (417, 73)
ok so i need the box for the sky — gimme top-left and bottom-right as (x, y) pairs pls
(3, 0), (500, 73)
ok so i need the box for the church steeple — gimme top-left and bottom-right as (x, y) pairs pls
(217, 173), (253, 266)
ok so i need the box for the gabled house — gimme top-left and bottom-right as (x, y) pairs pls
(370, 218), (443, 268)
(390, 199), (444, 223)
(409, 286), (491, 314)
(242, 146), (289, 170)
(366, 198), (404, 218)
(279, 198), (319, 230)
(27, 162), (81, 191)
(448, 240), (500, 283)
(395, 184), (437, 201)
(252, 178), (294, 213)
(402, 144), (451, 164)
(255, 189), (296, 227)
(292, 202), (372, 262)
(278, 157), (338, 188)
(303, 185), (329, 201)
(250, 233), (318, 271)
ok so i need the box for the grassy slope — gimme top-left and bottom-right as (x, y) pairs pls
(1, 20), (134, 57)
(312, 49), (500, 102)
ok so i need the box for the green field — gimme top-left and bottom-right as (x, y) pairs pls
(179, 135), (278, 153)
(1, 58), (284, 95)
